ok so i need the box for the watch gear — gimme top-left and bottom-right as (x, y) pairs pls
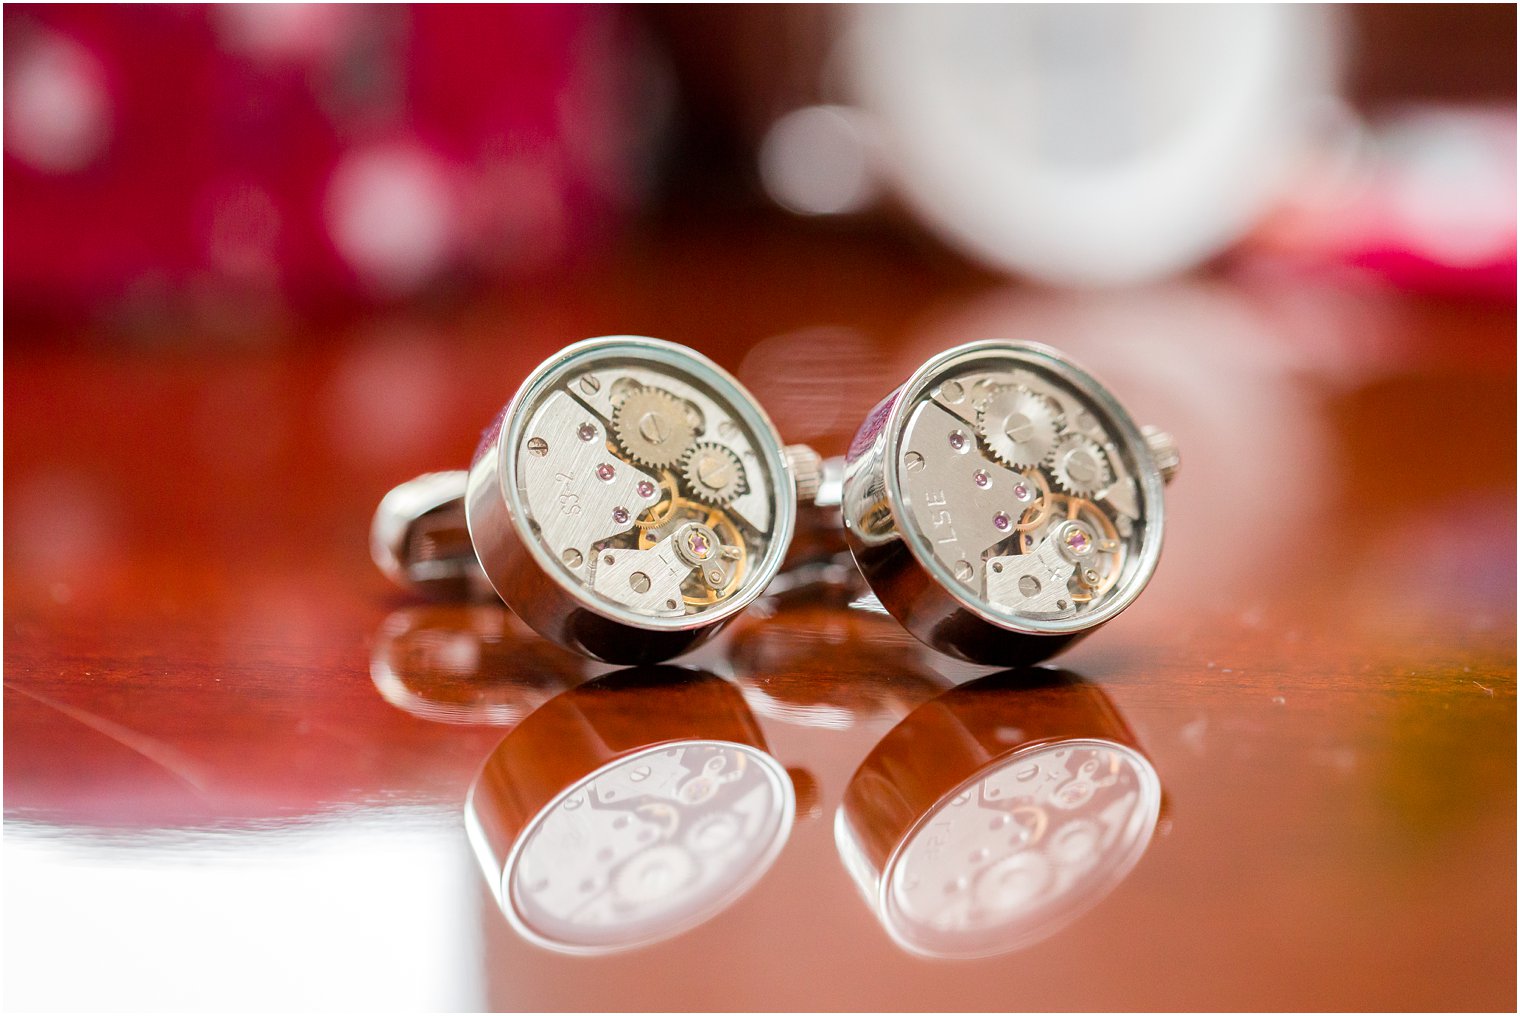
(681, 442), (749, 505)
(977, 385), (1060, 468)
(612, 386), (696, 467)
(1017, 494), (1123, 603)
(639, 499), (747, 606)
(1046, 433), (1111, 497)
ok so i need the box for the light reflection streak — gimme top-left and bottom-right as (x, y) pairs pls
(3, 809), (484, 1012)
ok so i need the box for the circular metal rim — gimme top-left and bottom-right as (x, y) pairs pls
(494, 336), (797, 633)
(875, 736), (1161, 960)
(882, 339), (1165, 636)
(498, 738), (797, 956)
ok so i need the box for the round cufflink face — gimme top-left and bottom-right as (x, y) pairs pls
(844, 341), (1166, 661)
(892, 342), (1163, 631)
(467, 337), (795, 662)
(506, 741), (794, 954)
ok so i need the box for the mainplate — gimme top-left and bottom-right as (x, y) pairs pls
(895, 354), (1151, 627)
(513, 353), (778, 622)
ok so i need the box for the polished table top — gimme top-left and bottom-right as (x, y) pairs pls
(5, 219), (1515, 1011)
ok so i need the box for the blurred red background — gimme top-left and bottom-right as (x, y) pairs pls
(5, 3), (1515, 332)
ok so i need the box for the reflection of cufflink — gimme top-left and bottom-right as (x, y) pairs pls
(467, 667), (796, 955)
(372, 336), (825, 664)
(843, 340), (1178, 664)
(368, 603), (586, 726)
(836, 669), (1162, 958)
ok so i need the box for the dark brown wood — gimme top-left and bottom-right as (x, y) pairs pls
(4, 217), (1514, 1010)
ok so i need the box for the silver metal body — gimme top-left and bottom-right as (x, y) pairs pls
(374, 336), (799, 664)
(841, 340), (1175, 664)
(371, 470), (489, 600)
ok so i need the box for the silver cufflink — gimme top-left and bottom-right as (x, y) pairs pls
(372, 336), (821, 664)
(841, 340), (1178, 664)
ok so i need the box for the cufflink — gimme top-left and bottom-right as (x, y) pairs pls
(841, 340), (1178, 664)
(373, 336), (817, 664)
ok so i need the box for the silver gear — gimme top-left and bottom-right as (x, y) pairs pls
(612, 386), (696, 467)
(977, 385), (1060, 468)
(1047, 433), (1112, 497)
(681, 442), (748, 505)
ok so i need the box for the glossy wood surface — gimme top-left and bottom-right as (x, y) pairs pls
(5, 218), (1515, 1011)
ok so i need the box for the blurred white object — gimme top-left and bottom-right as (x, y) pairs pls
(325, 144), (457, 296)
(1382, 109), (1516, 268)
(3, 28), (113, 174)
(1254, 104), (1517, 298)
(759, 105), (882, 216)
(782, 5), (1341, 286)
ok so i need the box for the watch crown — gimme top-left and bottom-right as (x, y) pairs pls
(785, 444), (823, 503)
(1142, 426), (1180, 484)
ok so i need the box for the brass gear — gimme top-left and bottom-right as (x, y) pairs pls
(639, 499), (747, 606)
(612, 386), (695, 467)
(1016, 494), (1122, 602)
(681, 442), (749, 505)
(1046, 433), (1111, 497)
(977, 385), (1060, 468)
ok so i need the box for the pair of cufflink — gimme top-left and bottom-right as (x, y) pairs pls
(372, 336), (1179, 665)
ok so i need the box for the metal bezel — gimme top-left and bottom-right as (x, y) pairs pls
(883, 340), (1164, 636)
(493, 336), (796, 633)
